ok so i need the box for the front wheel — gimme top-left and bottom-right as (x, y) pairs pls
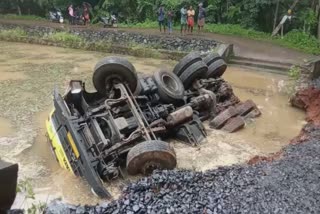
(126, 140), (177, 175)
(93, 57), (138, 95)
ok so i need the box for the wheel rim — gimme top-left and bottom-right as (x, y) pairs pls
(104, 74), (122, 91)
(142, 161), (162, 175)
(162, 74), (178, 93)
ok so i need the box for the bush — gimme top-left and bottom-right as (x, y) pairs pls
(205, 24), (269, 39)
(282, 30), (320, 55)
(0, 14), (45, 21)
(46, 32), (83, 44)
(119, 19), (158, 28)
(288, 65), (301, 80)
(0, 28), (27, 39)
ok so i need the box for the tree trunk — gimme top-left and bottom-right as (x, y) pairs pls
(273, 0), (280, 30)
(290, 0), (300, 10)
(17, 5), (21, 15)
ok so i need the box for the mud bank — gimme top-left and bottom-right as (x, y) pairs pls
(290, 87), (320, 125)
(0, 22), (220, 60)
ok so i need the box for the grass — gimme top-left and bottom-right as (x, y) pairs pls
(0, 27), (27, 39)
(45, 31), (83, 44)
(0, 14), (45, 21)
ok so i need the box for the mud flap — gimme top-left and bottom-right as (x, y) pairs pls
(53, 89), (111, 199)
(0, 160), (18, 212)
(175, 116), (207, 146)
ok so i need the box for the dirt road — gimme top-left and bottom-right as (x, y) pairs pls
(0, 19), (312, 64)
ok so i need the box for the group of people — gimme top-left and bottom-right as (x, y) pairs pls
(157, 3), (206, 35)
(68, 3), (90, 25)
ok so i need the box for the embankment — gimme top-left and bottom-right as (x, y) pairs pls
(0, 21), (220, 60)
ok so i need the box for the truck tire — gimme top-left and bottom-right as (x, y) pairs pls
(173, 52), (202, 77)
(203, 52), (222, 66)
(179, 61), (208, 89)
(126, 140), (177, 175)
(207, 59), (227, 78)
(93, 57), (138, 95)
(153, 70), (185, 104)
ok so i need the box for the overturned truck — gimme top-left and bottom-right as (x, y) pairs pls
(45, 52), (260, 198)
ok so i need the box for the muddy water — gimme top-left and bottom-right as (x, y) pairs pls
(225, 67), (305, 152)
(0, 41), (304, 206)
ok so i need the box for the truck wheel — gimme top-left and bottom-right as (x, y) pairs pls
(153, 70), (185, 104)
(207, 59), (227, 78)
(93, 57), (138, 95)
(203, 52), (222, 66)
(179, 61), (208, 89)
(173, 52), (202, 77)
(133, 79), (142, 96)
(126, 140), (177, 175)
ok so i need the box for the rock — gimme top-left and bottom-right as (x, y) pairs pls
(222, 116), (245, 133)
(236, 99), (260, 117)
(244, 108), (262, 119)
(0, 23), (220, 54)
(210, 106), (238, 129)
(217, 44), (234, 61)
(133, 205), (140, 212)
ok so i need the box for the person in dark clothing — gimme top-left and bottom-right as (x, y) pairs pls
(83, 4), (90, 25)
(157, 5), (166, 33)
(167, 10), (174, 34)
(68, 4), (75, 25)
(197, 3), (206, 33)
(180, 5), (187, 35)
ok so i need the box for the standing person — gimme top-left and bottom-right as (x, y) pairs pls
(157, 5), (166, 33)
(74, 6), (81, 24)
(180, 5), (187, 35)
(197, 3), (206, 33)
(83, 4), (90, 26)
(167, 10), (174, 34)
(68, 4), (74, 25)
(187, 5), (195, 34)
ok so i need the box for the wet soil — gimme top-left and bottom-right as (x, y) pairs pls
(290, 87), (320, 125)
(0, 117), (15, 136)
(0, 41), (304, 206)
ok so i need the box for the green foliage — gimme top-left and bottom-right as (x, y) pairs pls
(27, 202), (47, 214)
(16, 179), (47, 214)
(17, 179), (35, 200)
(288, 65), (301, 80)
(119, 19), (158, 28)
(46, 32), (83, 44)
(0, 14), (45, 20)
(205, 24), (269, 39)
(0, 27), (27, 39)
(281, 30), (320, 54)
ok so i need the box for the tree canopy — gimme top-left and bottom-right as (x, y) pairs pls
(1, 0), (320, 38)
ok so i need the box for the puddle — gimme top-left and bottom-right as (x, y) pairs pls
(0, 117), (15, 137)
(224, 66), (305, 153)
(0, 71), (27, 81)
(0, 41), (305, 205)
